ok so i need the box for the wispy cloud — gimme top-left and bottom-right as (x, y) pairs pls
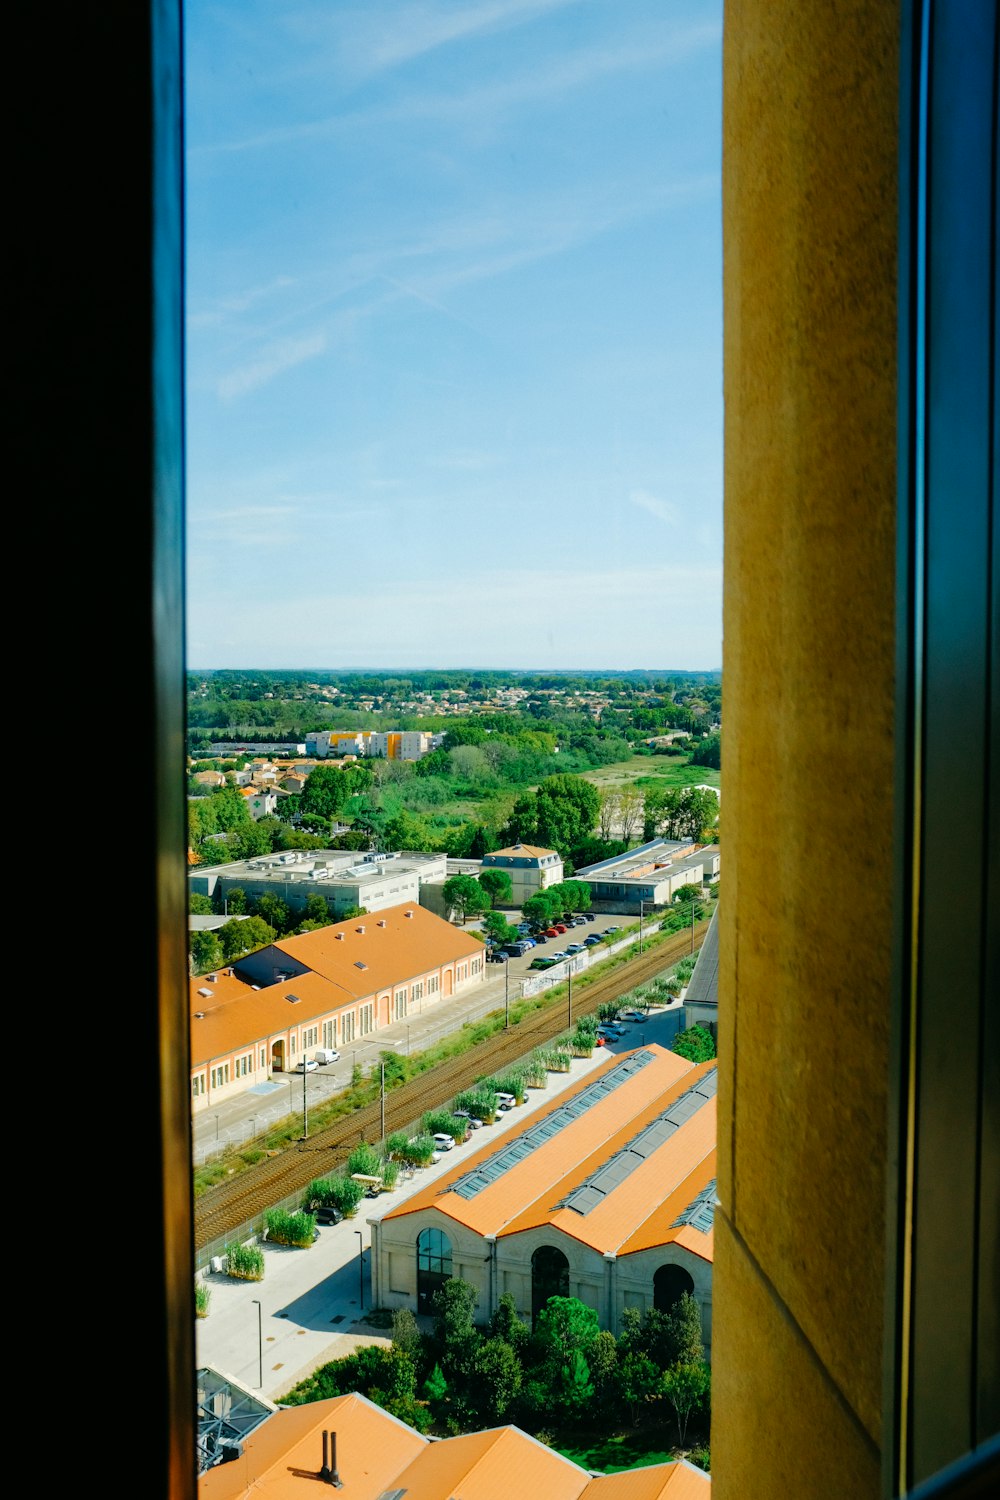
(195, 17), (720, 155)
(630, 489), (679, 527)
(217, 332), (327, 400)
(358, 0), (584, 71)
(188, 276), (296, 330)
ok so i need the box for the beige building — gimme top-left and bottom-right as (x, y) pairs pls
(372, 1047), (716, 1353)
(479, 841), (564, 904)
(189, 904), (486, 1114)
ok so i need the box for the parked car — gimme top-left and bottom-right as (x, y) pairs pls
(606, 924), (622, 933)
(570, 916), (587, 927)
(495, 1092), (517, 1110)
(550, 951), (569, 963)
(620, 1009), (646, 1022)
(553, 922), (568, 934)
(314, 1047), (341, 1065)
(504, 941), (532, 957)
(432, 1132), (456, 1151)
(453, 1109), (484, 1130)
(565, 943), (585, 955)
(292, 1059), (319, 1073)
(311, 1203), (344, 1225)
(583, 912), (597, 922)
(487, 948), (508, 963)
(584, 935), (602, 946)
(598, 1024), (626, 1039)
(530, 956), (557, 969)
(544, 927), (560, 938)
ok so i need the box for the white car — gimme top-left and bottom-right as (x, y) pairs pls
(314, 1048), (341, 1065)
(432, 1132), (456, 1151)
(292, 1059), (319, 1073)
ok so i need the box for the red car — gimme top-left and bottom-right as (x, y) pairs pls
(553, 922), (568, 934)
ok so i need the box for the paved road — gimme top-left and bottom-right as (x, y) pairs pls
(195, 995), (688, 1403)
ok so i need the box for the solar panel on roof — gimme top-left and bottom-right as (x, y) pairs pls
(446, 1050), (655, 1199)
(671, 1177), (718, 1233)
(561, 1067), (718, 1216)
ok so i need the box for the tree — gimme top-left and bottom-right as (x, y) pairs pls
(643, 786), (720, 842)
(478, 868), (513, 909)
(466, 1338), (522, 1423)
(190, 930), (223, 974)
(431, 1277), (480, 1381)
(482, 910), (518, 947)
(618, 785), (643, 842)
(532, 774), (601, 853)
(689, 732), (721, 769)
(255, 891), (291, 934)
(220, 886), (247, 915)
(189, 892), (214, 915)
(598, 789), (620, 840)
(672, 1024), (717, 1062)
(301, 763), (372, 819)
(661, 1359), (711, 1445)
(441, 873), (489, 924)
(390, 1306), (423, 1368)
(619, 1348), (661, 1425)
(302, 892), (332, 925)
(488, 1292), (529, 1357)
(219, 915), (274, 961)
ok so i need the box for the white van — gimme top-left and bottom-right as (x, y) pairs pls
(314, 1047), (341, 1065)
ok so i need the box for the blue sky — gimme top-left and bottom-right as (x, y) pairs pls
(184, 0), (723, 671)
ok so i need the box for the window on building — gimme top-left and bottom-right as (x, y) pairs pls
(416, 1227), (453, 1314)
(531, 1245), (570, 1327)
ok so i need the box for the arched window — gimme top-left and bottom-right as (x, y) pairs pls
(653, 1263), (694, 1312)
(416, 1227), (452, 1314)
(531, 1244), (569, 1326)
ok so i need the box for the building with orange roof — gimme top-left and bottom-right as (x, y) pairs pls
(190, 904), (485, 1115)
(198, 1387), (710, 1497)
(371, 1046), (716, 1353)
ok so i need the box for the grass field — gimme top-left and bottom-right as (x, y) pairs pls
(582, 756), (720, 792)
(554, 1418), (710, 1474)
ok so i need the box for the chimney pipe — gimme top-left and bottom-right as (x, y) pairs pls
(329, 1430), (342, 1487)
(320, 1429), (330, 1481)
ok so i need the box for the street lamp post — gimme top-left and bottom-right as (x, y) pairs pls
(504, 958), (509, 1030)
(302, 1059), (308, 1140)
(354, 1229), (364, 1310)
(567, 967), (573, 1030)
(639, 899), (644, 955)
(380, 1060), (386, 1143)
(251, 1298), (262, 1388)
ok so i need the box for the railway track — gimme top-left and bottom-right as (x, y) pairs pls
(194, 922), (708, 1252)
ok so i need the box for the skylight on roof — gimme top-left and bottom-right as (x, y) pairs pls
(449, 1051), (655, 1200)
(354, 961), (367, 970)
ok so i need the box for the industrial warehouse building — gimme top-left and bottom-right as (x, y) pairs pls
(190, 904), (486, 1114)
(371, 1046), (716, 1354)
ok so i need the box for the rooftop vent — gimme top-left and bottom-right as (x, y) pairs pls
(335, 933), (345, 941)
(377, 919), (387, 927)
(355, 925), (365, 934)
(197, 987), (213, 998)
(354, 961), (368, 970)
(286, 993), (301, 1004)
(206, 973), (218, 982)
(404, 910), (414, 918)
(194, 1011), (205, 1020)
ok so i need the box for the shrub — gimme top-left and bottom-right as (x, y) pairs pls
(454, 1087), (497, 1124)
(328, 1175), (366, 1216)
(226, 1242), (265, 1281)
(423, 1110), (466, 1142)
(380, 1158), (400, 1190)
(348, 1143), (383, 1177)
(403, 1134), (438, 1166)
(195, 1280), (211, 1318)
(264, 1208), (316, 1247)
(384, 1132), (413, 1159)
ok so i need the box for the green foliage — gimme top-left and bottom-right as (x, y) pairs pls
(454, 1087), (497, 1124)
(190, 930), (223, 974)
(399, 1134), (438, 1166)
(218, 915), (274, 961)
(391, 1307), (423, 1366)
(347, 1143), (382, 1176)
(478, 867), (514, 908)
(264, 1208), (316, 1247)
(225, 1241), (264, 1281)
(660, 1360), (711, 1445)
(480, 910), (518, 946)
(423, 1110), (466, 1142)
(431, 1278), (480, 1381)
(442, 873), (490, 923)
(689, 731), (721, 769)
(189, 892), (215, 915)
(195, 1280), (211, 1318)
(672, 1024), (717, 1063)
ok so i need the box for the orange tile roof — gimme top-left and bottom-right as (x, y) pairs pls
(382, 1049), (716, 1258)
(199, 1392), (426, 1499)
(198, 1395), (709, 1500)
(189, 968), (355, 1068)
(580, 1462), (711, 1499)
(487, 843), (559, 859)
(273, 903), (484, 998)
(388, 1424), (589, 1500)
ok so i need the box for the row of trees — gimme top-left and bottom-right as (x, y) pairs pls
(283, 1281), (710, 1453)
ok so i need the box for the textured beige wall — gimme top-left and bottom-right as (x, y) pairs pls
(715, 2), (899, 1495)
